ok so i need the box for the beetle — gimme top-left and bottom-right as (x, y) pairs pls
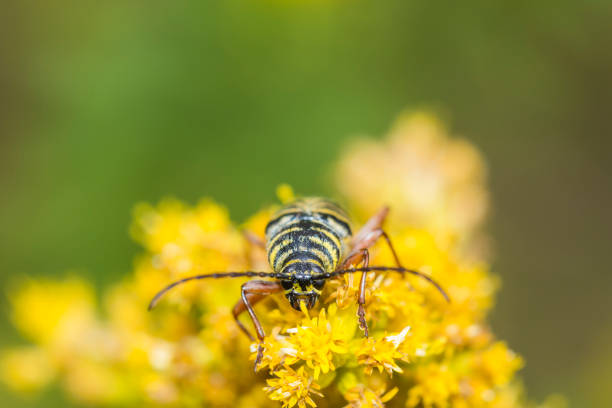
(148, 197), (449, 370)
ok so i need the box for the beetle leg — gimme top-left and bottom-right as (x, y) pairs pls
(339, 248), (370, 336)
(243, 230), (266, 249)
(357, 249), (370, 337)
(348, 206), (403, 268)
(350, 206), (389, 250)
(242, 230), (269, 270)
(232, 280), (282, 371)
(338, 206), (405, 337)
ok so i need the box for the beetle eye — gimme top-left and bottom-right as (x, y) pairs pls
(280, 280), (293, 290)
(312, 279), (325, 290)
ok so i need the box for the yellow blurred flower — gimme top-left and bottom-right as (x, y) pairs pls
(477, 342), (524, 387)
(335, 110), (489, 260)
(407, 363), (459, 408)
(1, 111), (558, 407)
(1, 347), (55, 392)
(9, 278), (96, 346)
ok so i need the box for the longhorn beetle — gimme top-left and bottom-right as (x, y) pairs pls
(148, 197), (449, 370)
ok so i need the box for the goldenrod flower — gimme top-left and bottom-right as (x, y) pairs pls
(355, 327), (410, 375)
(407, 363), (459, 408)
(477, 342), (524, 388)
(343, 383), (398, 408)
(264, 366), (323, 408)
(8, 278), (96, 346)
(1, 112), (560, 408)
(335, 110), (489, 260)
(286, 305), (349, 379)
(0, 347), (55, 392)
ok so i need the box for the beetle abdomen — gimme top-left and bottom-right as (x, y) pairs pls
(265, 198), (352, 273)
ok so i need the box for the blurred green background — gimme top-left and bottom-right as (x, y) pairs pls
(1, 1), (611, 407)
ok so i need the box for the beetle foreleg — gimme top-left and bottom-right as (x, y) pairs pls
(232, 280), (282, 371)
(339, 206), (406, 337)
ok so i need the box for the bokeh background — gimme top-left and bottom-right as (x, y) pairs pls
(1, 1), (611, 407)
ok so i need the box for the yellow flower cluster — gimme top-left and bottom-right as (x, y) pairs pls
(1, 112), (562, 408)
(335, 111), (490, 261)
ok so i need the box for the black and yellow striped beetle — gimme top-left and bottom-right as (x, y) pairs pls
(149, 198), (449, 370)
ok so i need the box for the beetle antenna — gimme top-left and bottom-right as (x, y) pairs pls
(326, 266), (450, 303)
(148, 271), (281, 310)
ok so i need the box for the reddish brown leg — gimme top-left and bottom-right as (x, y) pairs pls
(339, 249), (370, 336)
(355, 250), (370, 337)
(339, 206), (405, 337)
(350, 206), (389, 247)
(243, 230), (266, 249)
(379, 230), (403, 268)
(348, 206), (403, 269)
(232, 280), (282, 371)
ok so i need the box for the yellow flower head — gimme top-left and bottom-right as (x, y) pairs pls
(343, 384), (399, 408)
(407, 363), (460, 408)
(355, 327), (411, 375)
(1, 347), (55, 392)
(287, 305), (349, 378)
(264, 366), (323, 408)
(335, 110), (489, 260)
(8, 278), (96, 346)
(476, 341), (524, 388)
